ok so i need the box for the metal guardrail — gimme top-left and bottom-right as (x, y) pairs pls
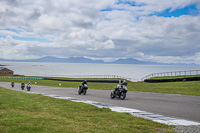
(0, 77), (44, 80)
(62, 75), (122, 79)
(44, 78), (120, 83)
(1, 75), (126, 80)
(141, 70), (200, 81)
(23, 74), (126, 79)
(3, 74), (138, 82)
(41, 75), (136, 81)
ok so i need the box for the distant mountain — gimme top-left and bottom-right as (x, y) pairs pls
(0, 56), (104, 64)
(66, 57), (104, 63)
(0, 56), (198, 65)
(25, 56), (105, 63)
(109, 58), (159, 65)
(23, 56), (67, 62)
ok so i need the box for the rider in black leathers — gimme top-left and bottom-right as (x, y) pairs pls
(11, 81), (15, 88)
(78, 80), (88, 94)
(115, 80), (128, 93)
(121, 80), (128, 86)
(80, 80), (87, 88)
(21, 82), (25, 90)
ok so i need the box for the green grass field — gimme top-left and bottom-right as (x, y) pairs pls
(0, 87), (175, 133)
(0, 76), (200, 96)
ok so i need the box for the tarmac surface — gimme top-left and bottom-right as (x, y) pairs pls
(1, 82), (200, 123)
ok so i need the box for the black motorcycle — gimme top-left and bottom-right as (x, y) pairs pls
(11, 82), (15, 88)
(21, 83), (25, 90)
(78, 84), (88, 95)
(110, 84), (128, 100)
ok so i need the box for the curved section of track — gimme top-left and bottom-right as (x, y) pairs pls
(0, 82), (200, 125)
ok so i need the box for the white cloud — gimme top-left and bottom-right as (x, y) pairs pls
(0, 0), (200, 64)
(196, 52), (200, 63)
(0, 36), (28, 59)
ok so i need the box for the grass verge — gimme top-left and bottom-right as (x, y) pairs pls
(0, 87), (175, 133)
(131, 81), (200, 95)
(0, 76), (200, 96)
(151, 75), (200, 80)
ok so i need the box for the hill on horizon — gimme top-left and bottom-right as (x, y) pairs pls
(0, 56), (198, 65)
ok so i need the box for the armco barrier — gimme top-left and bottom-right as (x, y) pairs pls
(144, 77), (200, 83)
(0, 77), (120, 83)
(0, 77), (44, 80)
(44, 78), (120, 83)
(142, 70), (200, 81)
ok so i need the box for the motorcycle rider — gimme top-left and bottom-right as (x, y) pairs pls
(115, 80), (128, 93)
(111, 80), (128, 100)
(27, 81), (31, 85)
(21, 82), (25, 90)
(11, 81), (15, 88)
(82, 80), (87, 85)
(121, 80), (128, 87)
(27, 81), (31, 90)
(80, 80), (87, 88)
(78, 80), (88, 95)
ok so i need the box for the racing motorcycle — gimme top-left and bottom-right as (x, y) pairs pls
(21, 83), (25, 90)
(110, 82), (128, 100)
(11, 82), (15, 88)
(27, 84), (31, 91)
(78, 84), (88, 95)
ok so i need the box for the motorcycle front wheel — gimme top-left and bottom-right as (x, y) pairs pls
(78, 88), (82, 95)
(110, 92), (115, 99)
(120, 92), (126, 100)
(83, 89), (87, 95)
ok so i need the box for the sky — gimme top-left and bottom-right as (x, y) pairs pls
(0, 0), (200, 64)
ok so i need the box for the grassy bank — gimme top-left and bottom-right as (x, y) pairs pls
(0, 87), (175, 133)
(151, 75), (200, 80)
(0, 76), (200, 95)
(132, 81), (200, 95)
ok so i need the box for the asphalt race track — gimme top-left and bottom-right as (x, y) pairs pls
(0, 82), (200, 123)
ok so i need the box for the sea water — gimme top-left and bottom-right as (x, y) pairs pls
(1, 62), (199, 81)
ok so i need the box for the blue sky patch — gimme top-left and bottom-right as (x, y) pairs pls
(0, 35), (6, 38)
(101, 1), (145, 12)
(13, 36), (52, 43)
(116, 1), (136, 6)
(100, 8), (113, 12)
(157, 4), (199, 17)
(0, 28), (20, 33)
